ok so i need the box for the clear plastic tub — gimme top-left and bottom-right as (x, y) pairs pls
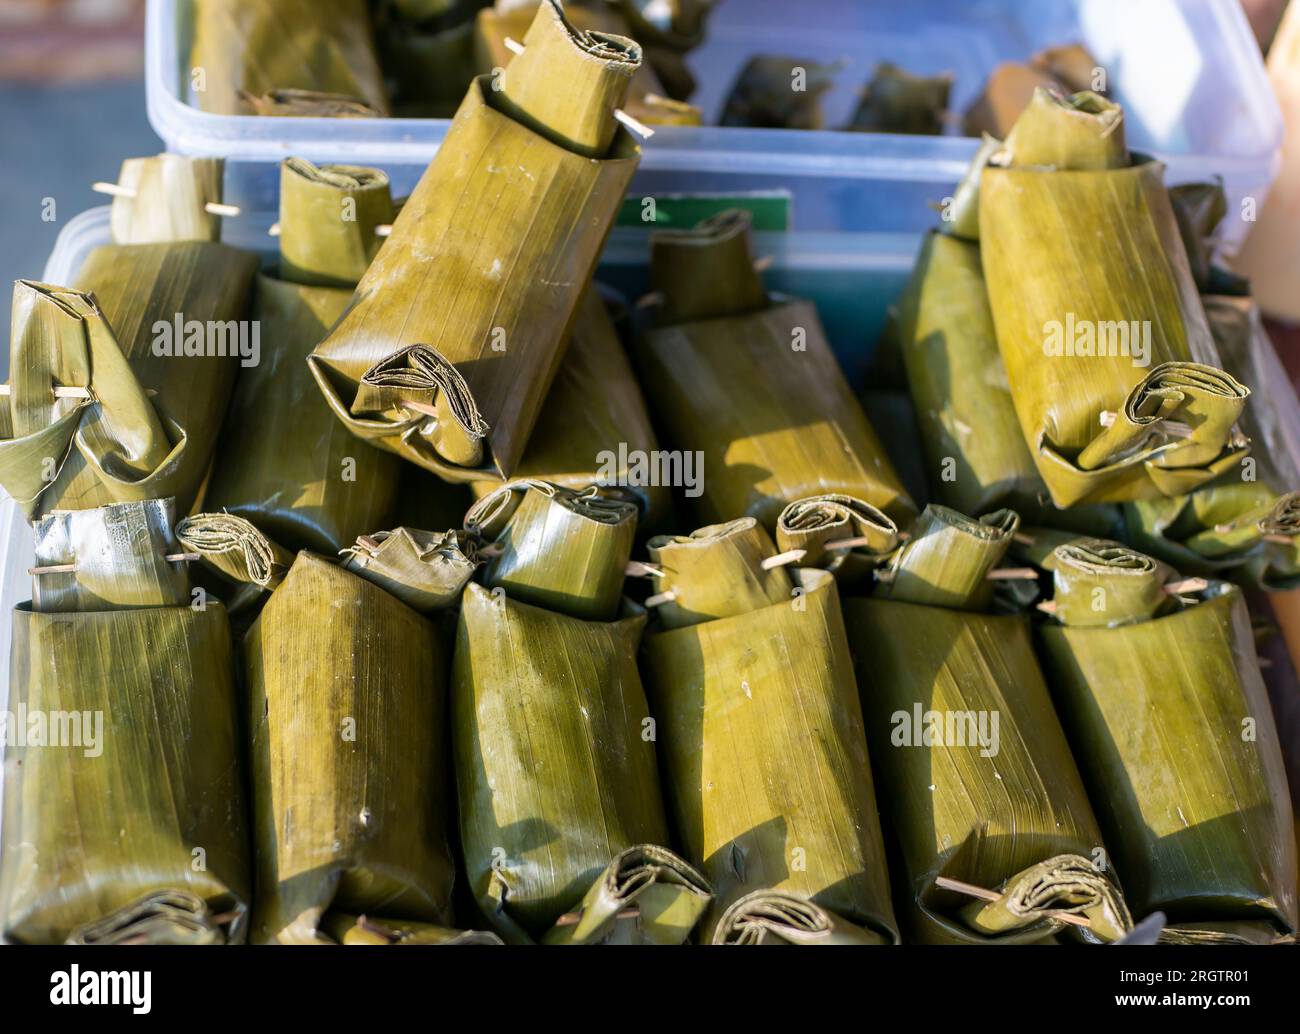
(147, 0), (1281, 248)
(0, 203), (924, 695)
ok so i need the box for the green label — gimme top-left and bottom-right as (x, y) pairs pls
(616, 191), (791, 231)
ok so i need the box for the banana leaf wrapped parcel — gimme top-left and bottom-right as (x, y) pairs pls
(310, 0), (642, 484)
(1, 502), (250, 944)
(719, 55), (839, 129)
(640, 518), (900, 944)
(843, 505), (1131, 943)
(474, 1), (699, 127)
(190, 0), (390, 116)
(775, 493), (899, 588)
(844, 62), (951, 135)
(1125, 294), (1300, 588)
(470, 288), (672, 530)
(203, 160), (401, 554)
(340, 526), (480, 612)
(176, 511), (294, 615)
(32, 499), (189, 612)
(1035, 543), (1298, 943)
(0, 242), (258, 519)
(635, 209), (914, 529)
(979, 90), (1249, 507)
(454, 484), (709, 943)
(244, 553), (458, 944)
(109, 154), (224, 245)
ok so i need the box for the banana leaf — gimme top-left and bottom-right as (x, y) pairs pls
(0, 242), (258, 518)
(202, 160), (400, 552)
(176, 511), (293, 614)
(636, 209), (915, 529)
(110, 154), (223, 245)
(980, 90), (1248, 507)
(339, 527), (480, 612)
(321, 914), (503, 946)
(540, 846), (712, 945)
(719, 55), (839, 129)
(466, 479), (636, 620)
(278, 158), (395, 288)
(241, 89), (384, 117)
(309, 1), (641, 483)
(453, 582), (691, 942)
(611, 0), (713, 100)
(32, 499), (188, 612)
(1126, 486), (1300, 591)
(875, 504), (1018, 611)
(244, 552), (456, 943)
(64, 891), (227, 945)
(775, 493), (899, 587)
(470, 288), (671, 530)
(843, 587), (1128, 943)
(1, 598), (249, 943)
(895, 231), (1046, 515)
(203, 274), (401, 554)
(1123, 295), (1300, 588)
(713, 890), (892, 945)
(189, 0), (390, 116)
(642, 545), (899, 943)
(1037, 557), (1298, 943)
(474, 2), (691, 126)
(844, 62), (951, 135)
(646, 517), (793, 629)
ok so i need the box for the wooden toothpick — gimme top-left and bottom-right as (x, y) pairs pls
(93, 181), (239, 217)
(761, 549), (806, 570)
(987, 567), (1038, 581)
(644, 589), (678, 608)
(0, 385), (92, 399)
(934, 875), (1092, 929)
(625, 560), (665, 578)
(501, 38), (654, 139)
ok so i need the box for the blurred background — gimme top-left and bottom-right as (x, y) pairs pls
(0, 0), (158, 349)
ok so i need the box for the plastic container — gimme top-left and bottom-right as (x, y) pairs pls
(147, 0), (1281, 247)
(0, 203), (924, 700)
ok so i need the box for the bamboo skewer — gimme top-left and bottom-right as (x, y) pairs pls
(501, 37), (655, 139)
(934, 875), (1092, 929)
(92, 180), (240, 218)
(29, 552), (200, 576)
(0, 385), (92, 399)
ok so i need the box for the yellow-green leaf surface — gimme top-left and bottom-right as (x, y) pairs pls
(110, 154), (224, 245)
(1, 601), (249, 944)
(244, 553), (456, 943)
(309, 1), (640, 482)
(844, 597), (1119, 943)
(204, 273), (401, 553)
(340, 527), (479, 613)
(636, 211), (914, 528)
(980, 93), (1247, 506)
(470, 287), (672, 531)
(189, 0), (390, 116)
(453, 582), (672, 941)
(643, 565), (898, 943)
(775, 493), (898, 586)
(876, 504), (1018, 611)
(467, 480), (636, 620)
(42, 242), (258, 515)
(1038, 585), (1298, 942)
(33, 499), (188, 612)
(278, 158), (394, 288)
